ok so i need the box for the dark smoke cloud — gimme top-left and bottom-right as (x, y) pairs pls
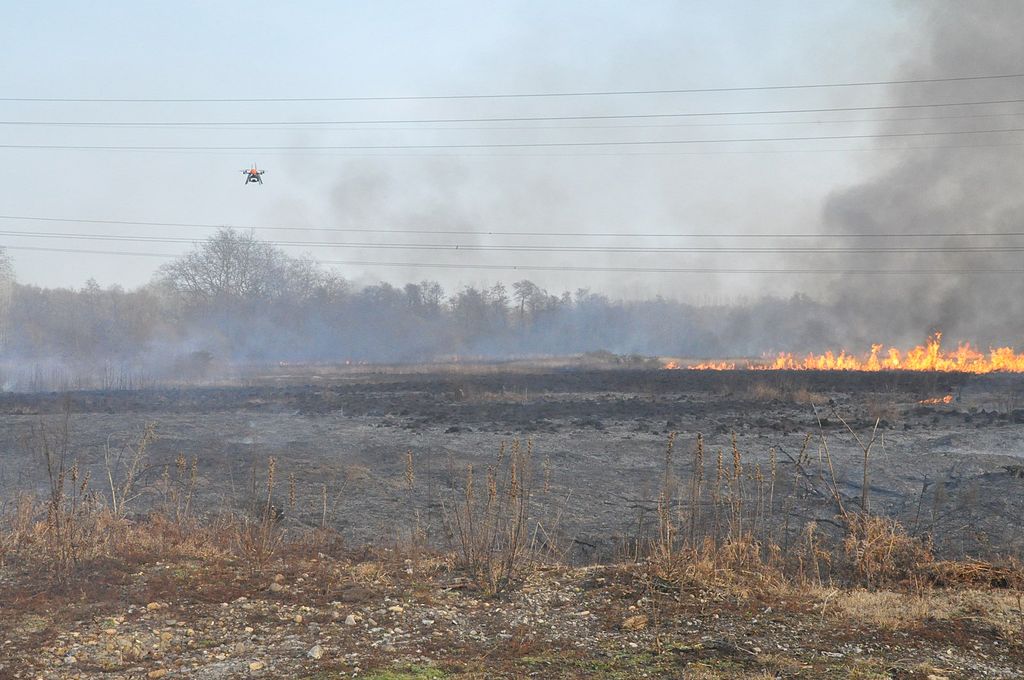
(820, 1), (1024, 348)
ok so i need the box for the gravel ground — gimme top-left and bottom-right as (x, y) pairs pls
(4, 556), (1024, 679)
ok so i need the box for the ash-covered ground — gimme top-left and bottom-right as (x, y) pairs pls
(2, 363), (1023, 562)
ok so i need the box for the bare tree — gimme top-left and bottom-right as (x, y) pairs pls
(157, 229), (293, 302)
(512, 280), (540, 324)
(0, 248), (13, 351)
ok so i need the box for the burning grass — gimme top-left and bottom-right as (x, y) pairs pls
(664, 332), (1024, 374)
(919, 394), (954, 404)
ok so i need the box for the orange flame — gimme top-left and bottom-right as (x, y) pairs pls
(919, 394), (954, 404)
(663, 333), (1024, 373)
(690, 360), (738, 370)
(662, 360), (738, 370)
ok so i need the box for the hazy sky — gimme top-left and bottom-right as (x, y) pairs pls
(1, 2), (924, 297)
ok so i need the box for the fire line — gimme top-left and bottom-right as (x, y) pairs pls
(664, 333), (1024, 373)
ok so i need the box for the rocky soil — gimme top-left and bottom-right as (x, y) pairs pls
(3, 553), (1023, 679)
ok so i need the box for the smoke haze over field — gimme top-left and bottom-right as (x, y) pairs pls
(0, 230), (849, 390)
(2, 1), (1024, 373)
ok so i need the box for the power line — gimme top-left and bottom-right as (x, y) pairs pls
(3, 72), (1022, 103)
(2, 229), (1024, 254)
(4, 97), (1024, 126)
(3, 215), (1023, 240)
(4, 244), (1023, 275)
(6, 125), (1024, 152)
(22, 139), (1012, 158)
(8, 110), (1024, 132)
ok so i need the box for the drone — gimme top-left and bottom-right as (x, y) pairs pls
(241, 163), (266, 185)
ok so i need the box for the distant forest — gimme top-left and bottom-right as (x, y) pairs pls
(0, 229), (874, 387)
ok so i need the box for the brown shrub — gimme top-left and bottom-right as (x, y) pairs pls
(842, 513), (933, 587)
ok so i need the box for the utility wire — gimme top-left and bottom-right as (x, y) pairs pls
(8, 110), (1024, 132)
(29, 139), (1015, 157)
(1, 229), (1024, 254)
(4, 96), (1024, 126)
(3, 72), (1022, 102)
(3, 215), (1023, 240)
(4, 244), (1024, 275)
(6, 125), (1024, 152)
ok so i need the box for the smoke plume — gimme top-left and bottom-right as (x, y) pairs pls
(820, 1), (1024, 348)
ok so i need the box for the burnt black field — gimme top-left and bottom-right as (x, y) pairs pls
(2, 364), (1023, 561)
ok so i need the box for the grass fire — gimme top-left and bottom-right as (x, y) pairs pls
(6, 2), (1024, 677)
(665, 333), (1024, 374)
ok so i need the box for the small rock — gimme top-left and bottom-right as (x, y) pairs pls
(268, 582), (284, 593)
(273, 573), (285, 583)
(146, 602), (161, 611)
(387, 605), (404, 614)
(307, 644), (324, 660)
(249, 660), (265, 672)
(63, 655), (77, 665)
(293, 614), (303, 624)
(148, 670), (168, 679)
(344, 614), (358, 626)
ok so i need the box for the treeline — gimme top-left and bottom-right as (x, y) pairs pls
(2, 230), (840, 370)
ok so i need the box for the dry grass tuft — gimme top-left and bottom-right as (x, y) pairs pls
(928, 558), (1024, 588)
(441, 439), (555, 593)
(826, 586), (1024, 639)
(842, 513), (933, 586)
